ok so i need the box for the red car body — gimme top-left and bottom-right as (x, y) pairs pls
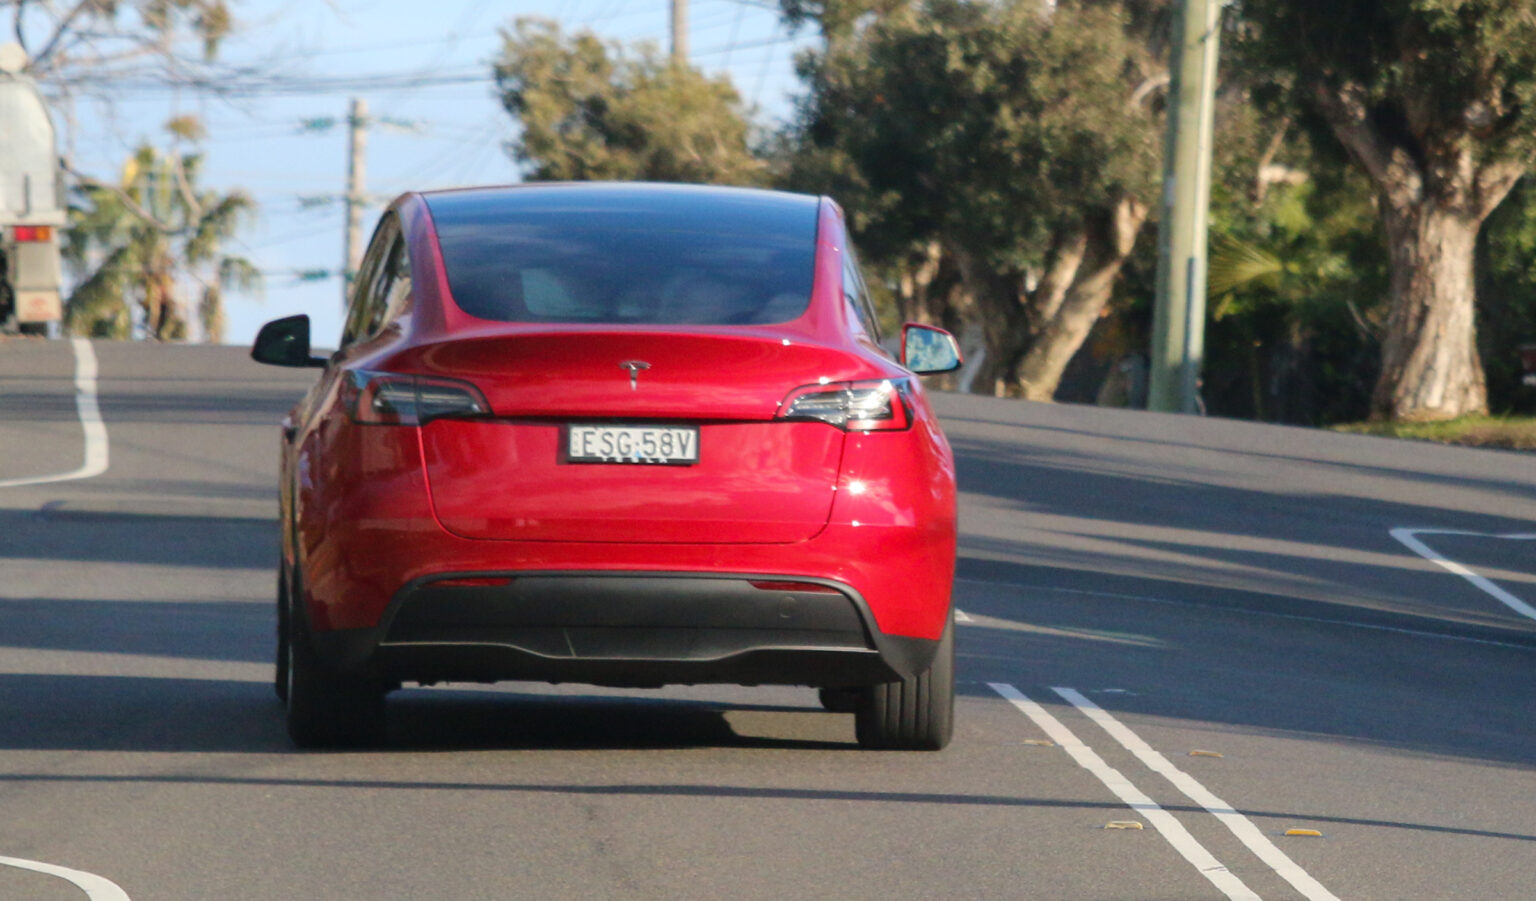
(256, 183), (959, 749)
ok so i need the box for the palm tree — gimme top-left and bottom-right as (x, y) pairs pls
(64, 120), (261, 341)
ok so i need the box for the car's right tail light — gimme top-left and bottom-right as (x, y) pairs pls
(777, 378), (913, 431)
(341, 370), (490, 425)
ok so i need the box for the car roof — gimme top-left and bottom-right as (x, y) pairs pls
(418, 181), (823, 222)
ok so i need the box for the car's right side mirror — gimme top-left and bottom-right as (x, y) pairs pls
(251, 314), (328, 368)
(901, 322), (963, 374)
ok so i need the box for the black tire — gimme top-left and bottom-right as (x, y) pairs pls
(284, 590), (387, 749)
(817, 688), (860, 713)
(854, 613), (954, 751)
(274, 567), (289, 703)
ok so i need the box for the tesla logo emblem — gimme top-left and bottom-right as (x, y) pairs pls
(619, 360), (651, 390)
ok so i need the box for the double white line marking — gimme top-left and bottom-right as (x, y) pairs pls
(990, 683), (1339, 901)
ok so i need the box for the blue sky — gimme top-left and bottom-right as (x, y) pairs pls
(63, 0), (817, 346)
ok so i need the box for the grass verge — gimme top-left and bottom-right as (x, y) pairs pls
(1331, 415), (1536, 451)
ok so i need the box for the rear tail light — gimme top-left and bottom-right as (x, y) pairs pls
(342, 370), (490, 425)
(777, 378), (913, 431)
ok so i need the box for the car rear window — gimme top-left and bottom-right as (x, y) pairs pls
(426, 187), (819, 326)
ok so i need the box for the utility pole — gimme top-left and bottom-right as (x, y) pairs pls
(1148, 0), (1221, 413)
(342, 97), (368, 310)
(670, 0), (688, 64)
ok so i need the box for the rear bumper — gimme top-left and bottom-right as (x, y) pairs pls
(311, 571), (941, 688)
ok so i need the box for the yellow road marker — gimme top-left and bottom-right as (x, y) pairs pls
(1104, 821), (1145, 830)
(1022, 739), (1055, 747)
(1284, 828), (1323, 837)
(1188, 749), (1224, 758)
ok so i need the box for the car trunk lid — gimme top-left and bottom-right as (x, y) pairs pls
(414, 328), (864, 543)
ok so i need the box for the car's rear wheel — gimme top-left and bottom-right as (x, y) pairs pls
(274, 566), (289, 703)
(854, 613), (954, 751)
(284, 589), (387, 749)
(817, 688), (860, 713)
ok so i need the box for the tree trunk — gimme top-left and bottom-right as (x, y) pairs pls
(949, 198), (1146, 399)
(951, 246), (1030, 396)
(970, 296), (1029, 397)
(1310, 82), (1523, 421)
(1014, 197), (1147, 400)
(1371, 204), (1487, 420)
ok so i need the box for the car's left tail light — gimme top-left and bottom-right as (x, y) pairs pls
(342, 371), (490, 425)
(777, 378), (913, 431)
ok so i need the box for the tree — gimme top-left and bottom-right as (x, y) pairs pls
(1235, 0), (1536, 421)
(792, 0), (1165, 399)
(1204, 166), (1388, 423)
(64, 120), (260, 341)
(5, 1), (234, 109)
(1476, 175), (1536, 414)
(493, 18), (765, 185)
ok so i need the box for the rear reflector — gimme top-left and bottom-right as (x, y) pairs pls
(432, 576), (512, 588)
(748, 580), (841, 594)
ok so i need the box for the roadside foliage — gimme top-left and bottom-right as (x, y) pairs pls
(65, 135), (260, 342)
(26, 0), (1536, 424)
(1233, 0), (1536, 421)
(783, 0), (1165, 401)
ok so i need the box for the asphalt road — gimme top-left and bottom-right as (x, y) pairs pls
(1, 338), (1532, 900)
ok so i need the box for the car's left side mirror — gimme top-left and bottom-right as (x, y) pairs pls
(901, 322), (963, 374)
(251, 314), (328, 368)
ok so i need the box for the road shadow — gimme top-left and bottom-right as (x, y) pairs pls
(385, 690), (850, 751)
(946, 428), (1536, 643)
(0, 597), (272, 663)
(947, 579), (1536, 770)
(0, 769), (1531, 847)
(0, 672), (846, 754)
(0, 505), (274, 569)
(932, 392), (1536, 503)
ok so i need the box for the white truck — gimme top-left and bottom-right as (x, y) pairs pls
(0, 42), (65, 336)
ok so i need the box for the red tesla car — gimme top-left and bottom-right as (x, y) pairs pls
(252, 183), (961, 750)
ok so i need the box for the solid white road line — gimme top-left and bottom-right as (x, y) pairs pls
(987, 683), (1261, 901)
(0, 338), (109, 488)
(0, 855), (131, 900)
(1390, 528), (1536, 623)
(1054, 687), (1342, 901)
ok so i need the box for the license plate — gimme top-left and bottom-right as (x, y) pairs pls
(566, 425), (699, 465)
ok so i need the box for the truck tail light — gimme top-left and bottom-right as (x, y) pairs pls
(341, 371), (489, 425)
(777, 378), (913, 431)
(11, 226), (52, 242)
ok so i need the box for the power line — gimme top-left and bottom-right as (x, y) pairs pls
(721, 1), (747, 68)
(52, 67), (493, 97)
(694, 32), (797, 58)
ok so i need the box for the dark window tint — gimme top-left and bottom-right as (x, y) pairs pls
(427, 188), (819, 325)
